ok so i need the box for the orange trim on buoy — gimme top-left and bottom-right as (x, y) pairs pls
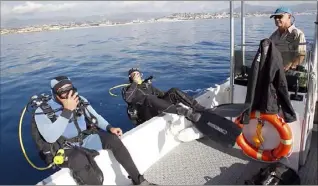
(235, 111), (293, 162)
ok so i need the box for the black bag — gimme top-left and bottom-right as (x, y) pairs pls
(66, 146), (104, 185)
(244, 163), (301, 185)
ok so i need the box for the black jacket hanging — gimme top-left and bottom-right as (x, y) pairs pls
(241, 38), (297, 124)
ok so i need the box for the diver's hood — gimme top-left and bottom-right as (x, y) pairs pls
(51, 76), (73, 93)
(50, 76), (73, 104)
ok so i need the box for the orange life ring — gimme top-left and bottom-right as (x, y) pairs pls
(235, 111), (293, 162)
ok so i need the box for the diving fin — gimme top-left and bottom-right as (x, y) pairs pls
(192, 109), (242, 147)
(208, 103), (250, 118)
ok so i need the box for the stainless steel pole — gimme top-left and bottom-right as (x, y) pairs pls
(230, 1), (234, 104)
(314, 2), (318, 85)
(299, 2), (318, 167)
(241, 1), (245, 66)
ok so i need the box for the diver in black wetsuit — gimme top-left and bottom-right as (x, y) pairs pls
(122, 68), (205, 123)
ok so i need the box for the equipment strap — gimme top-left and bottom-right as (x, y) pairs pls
(39, 102), (57, 123)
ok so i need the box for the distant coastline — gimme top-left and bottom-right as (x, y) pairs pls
(1, 12), (316, 36)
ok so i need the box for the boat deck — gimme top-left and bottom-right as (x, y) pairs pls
(144, 127), (318, 185)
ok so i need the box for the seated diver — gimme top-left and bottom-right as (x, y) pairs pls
(122, 68), (205, 123)
(31, 76), (155, 185)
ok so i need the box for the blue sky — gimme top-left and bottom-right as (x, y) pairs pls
(0, 1), (313, 19)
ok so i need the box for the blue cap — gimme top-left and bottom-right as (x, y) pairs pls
(270, 7), (292, 18)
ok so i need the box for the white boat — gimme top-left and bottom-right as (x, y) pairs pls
(36, 1), (318, 185)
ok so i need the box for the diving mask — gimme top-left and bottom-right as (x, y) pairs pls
(56, 86), (78, 99)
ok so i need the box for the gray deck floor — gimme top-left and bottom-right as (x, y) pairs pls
(144, 130), (317, 185)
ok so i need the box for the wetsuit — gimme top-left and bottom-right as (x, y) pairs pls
(122, 81), (204, 121)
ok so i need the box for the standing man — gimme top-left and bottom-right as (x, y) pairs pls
(269, 7), (307, 71)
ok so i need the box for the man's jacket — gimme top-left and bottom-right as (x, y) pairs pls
(242, 38), (297, 123)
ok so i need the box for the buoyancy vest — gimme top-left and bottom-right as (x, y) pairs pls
(31, 94), (99, 164)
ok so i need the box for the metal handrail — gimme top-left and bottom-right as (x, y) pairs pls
(299, 2), (318, 166)
(235, 42), (311, 47)
(241, 1), (245, 66)
(229, 1), (235, 104)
